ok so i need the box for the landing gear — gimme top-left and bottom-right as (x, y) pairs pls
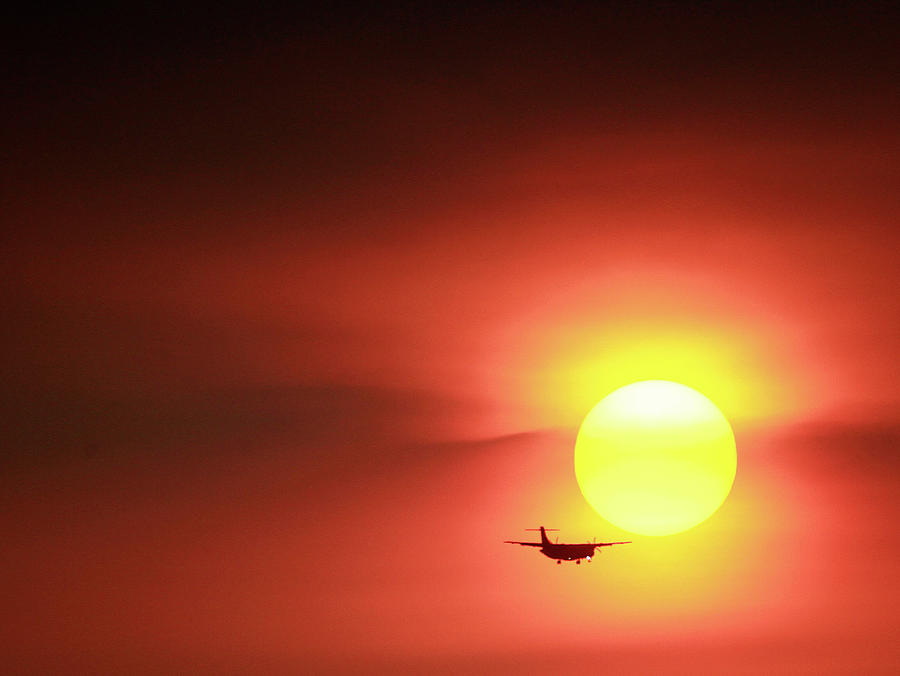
(576, 559), (581, 565)
(557, 560), (561, 565)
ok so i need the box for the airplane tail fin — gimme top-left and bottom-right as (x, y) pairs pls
(526, 526), (559, 546)
(541, 526), (551, 546)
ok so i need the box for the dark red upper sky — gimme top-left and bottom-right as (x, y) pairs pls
(2, 4), (899, 673)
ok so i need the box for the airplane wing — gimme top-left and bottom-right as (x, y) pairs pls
(594, 541), (632, 547)
(503, 541), (542, 547)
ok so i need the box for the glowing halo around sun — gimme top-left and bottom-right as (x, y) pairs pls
(574, 380), (737, 536)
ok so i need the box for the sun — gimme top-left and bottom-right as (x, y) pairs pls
(574, 380), (737, 536)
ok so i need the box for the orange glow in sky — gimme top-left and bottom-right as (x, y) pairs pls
(489, 268), (820, 432)
(3, 5), (899, 675)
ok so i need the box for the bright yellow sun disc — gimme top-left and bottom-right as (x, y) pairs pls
(574, 380), (737, 536)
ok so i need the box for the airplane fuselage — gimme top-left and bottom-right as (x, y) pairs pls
(541, 544), (596, 561)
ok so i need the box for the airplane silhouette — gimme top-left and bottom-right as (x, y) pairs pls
(504, 526), (631, 564)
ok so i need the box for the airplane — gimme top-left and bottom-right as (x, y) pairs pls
(504, 526), (631, 564)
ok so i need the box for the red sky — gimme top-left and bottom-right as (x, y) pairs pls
(2, 4), (899, 674)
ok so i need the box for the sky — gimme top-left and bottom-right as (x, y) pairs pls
(2, 3), (899, 674)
